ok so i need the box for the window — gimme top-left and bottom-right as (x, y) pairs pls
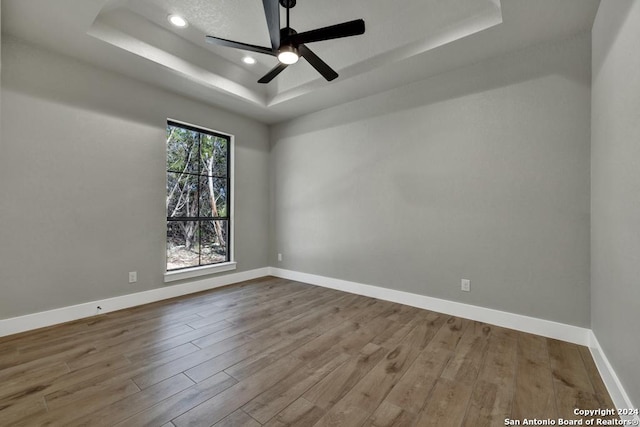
(165, 120), (233, 278)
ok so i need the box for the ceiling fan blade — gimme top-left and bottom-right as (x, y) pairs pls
(262, 0), (281, 50)
(206, 36), (276, 56)
(289, 19), (365, 45)
(299, 44), (338, 81)
(258, 63), (289, 84)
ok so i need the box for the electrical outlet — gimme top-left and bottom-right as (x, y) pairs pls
(277, 253), (283, 262)
(129, 271), (137, 283)
(461, 279), (471, 292)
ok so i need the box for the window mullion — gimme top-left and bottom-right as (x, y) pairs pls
(166, 122), (231, 272)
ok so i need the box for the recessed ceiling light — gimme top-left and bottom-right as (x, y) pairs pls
(168, 15), (188, 28)
(242, 56), (257, 65)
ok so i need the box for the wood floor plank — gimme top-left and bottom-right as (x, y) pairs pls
(385, 304), (423, 325)
(548, 339), (603, 422)
(303, 343), (387, 410)
(15, 379), (140, 426)
(193, 279), (311, 317)
(132, 332), (257, 389)
(440, 321), (492, 386)
(263, 398), (325, 427)
(5, 313), (202, 378)
(9, 355), (131, 404)
(305, 295), (382, 333)
(125, 332), (250, 373)
(172, 306), (385, 427)
(115, 372), (237, 427)
(0, 395), (48, 425)
(185, 328), (317, 384)
(190, 291), (339, 349)
(172, 355), (306, 427)
(65, 323), (197, 371)
(314, 316), (447, 426)
(369, 311), (442, 353)
(213, 410), (261, 427)
(578, 345), (617, 413)
(313, 403), (371, 427)
(548, 339), (595, 392)
(37, 334), (229, 410)
(512, 333), (558, 421)
(69, 373), (195, 426)
(0, 344), (94, 382)
(15, 313), (203, 358)
(0, 278), (258, 350)
(242, 349), (349, 423)
(0, 277), (617, 427)
(361, 401), (416, 427)
(292, 320), (373, 364)
(187, 285), (314, 330)
(211, 287), (327, 329)
(461, 327), (518, 427)
(381, 315), (456, 415)
(44, 376), (139, 411)
(413, 376), (474, 427)
(126, 342), (201, 364)
(0, 360), (70, 401)
(257, 291), (355, 336)
(220, 329), (320, 382)
(248, 294), (360, 341)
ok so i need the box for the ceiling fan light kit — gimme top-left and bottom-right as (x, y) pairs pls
(277, 45), (299, 64)
(205, 0), (365, 83)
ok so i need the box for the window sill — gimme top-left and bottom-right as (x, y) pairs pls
(164, 262), (237, 283)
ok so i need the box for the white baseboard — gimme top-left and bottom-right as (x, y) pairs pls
(270, 268), (640, 412)
(268, 267), (591, 346)
(589, 332), (640, 423)
(2, 265), (635, 416)
(0, 267), (269, 338)
(0, 266), (590, 345)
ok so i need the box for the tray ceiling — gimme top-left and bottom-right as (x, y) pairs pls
(2, 0), (600, 123)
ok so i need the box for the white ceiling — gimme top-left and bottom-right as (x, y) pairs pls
(1, 0), (600, 124)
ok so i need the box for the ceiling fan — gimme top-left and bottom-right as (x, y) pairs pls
(205, 0), (365, 84)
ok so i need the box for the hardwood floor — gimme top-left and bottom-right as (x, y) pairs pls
(0, 276), (617, 426)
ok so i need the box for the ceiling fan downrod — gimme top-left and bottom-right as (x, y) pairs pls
(280, 0), (295, 29)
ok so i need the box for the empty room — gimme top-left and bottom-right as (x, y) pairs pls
(0, 0), (638, 426)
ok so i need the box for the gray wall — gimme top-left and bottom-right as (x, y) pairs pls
(591, 1), (640, 408)
(0, 3), (2, 100)
(0, 37), (270, 319)
(271, 34), (592, 327)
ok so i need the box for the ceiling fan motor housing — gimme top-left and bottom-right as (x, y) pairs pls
(280, 27), (298, 47)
